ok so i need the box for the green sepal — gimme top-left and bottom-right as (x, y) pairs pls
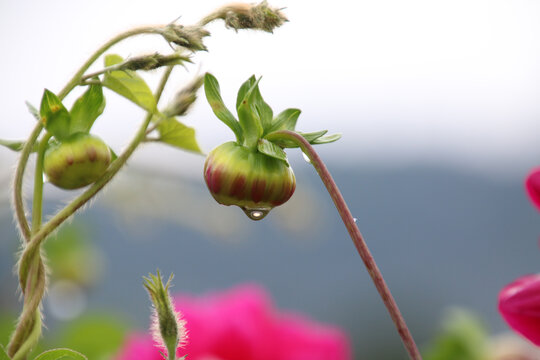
(268, 108), (301, 133)
(33, 348), (88, 360)
(102, 54), (156, 112)
(312, 133), (342, 144)
(26, 101), (40, 121)
(40, 89), (72, 141)
(237, 76), (273, 132)
(0, 139), (38, 152)
(153, 115), (203, 154)
(70, 83), (106, 134)
(109, 147), (118, 161)
(237, 77), (264, 149)
(204, 73), (243, 143)
(0, 346), (9, 360)
(265, 130), (341, 148)
(257, 138), (288, 164)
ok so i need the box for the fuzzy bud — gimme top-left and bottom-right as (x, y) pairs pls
(143, 271), (187, 359)
(210, 1), (287, 32)
(161, 24), (210, 51)
(163, 75), (204, 118)
(120, 52), (191, 72)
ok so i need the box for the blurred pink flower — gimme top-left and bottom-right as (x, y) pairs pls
(526, 167), (540, 211)
(117, 284), (352, 360)
(498, 274), (540, 346)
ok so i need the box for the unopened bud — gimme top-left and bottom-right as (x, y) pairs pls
(208, 1), (287, 32)
(163, 75), (204, 117)
(143, 271), (187, 359)
(121, 52), (191, 72)
(161, 24), (210, 51)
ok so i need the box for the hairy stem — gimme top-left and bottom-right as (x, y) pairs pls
(266, 130), (422, 360)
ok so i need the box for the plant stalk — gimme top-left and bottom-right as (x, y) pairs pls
(267, 130), (422, 360)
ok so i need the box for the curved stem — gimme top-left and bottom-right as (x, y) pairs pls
(13, 25), (166, 244)
(267, 130), (422, 360)
(19, 65), (175, 300)
(9, 27), (171, 358)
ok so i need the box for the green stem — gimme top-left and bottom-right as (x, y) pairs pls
(13, 26), (166, 244)
(9, 27), (172, 359)
(19, 65), (175, 302)
(266, 130), (422, 360)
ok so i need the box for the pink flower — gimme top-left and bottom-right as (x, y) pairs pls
(117, 285), (352, 360)
(526, 167), (540, 211)
(498, 274), (540, 346)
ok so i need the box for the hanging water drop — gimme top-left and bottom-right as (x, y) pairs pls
(353, 217), (357, 223)
(302, 151), (311, 164)
(241, 206), (270, 221)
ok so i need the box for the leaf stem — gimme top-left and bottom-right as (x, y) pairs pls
(266, 130), (422, 360)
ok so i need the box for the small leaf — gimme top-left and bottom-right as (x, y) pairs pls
(252, 83), (273, 133)
(109, 147), (118, 161)
(70, 83), (106, 134)
(298, 130), (328, 143)
(155, 116), (203, 154)
(257, 138), (288, 163)
(40, 89), (71, 141)
(237, 77), (264, 149)
(0, 139), (38, 152)
(102, 54), (156, 112)
(34, 348), (88, 360)
(268, 108), (301, 133)
(26, 101), (40, 121)
(312, 133), (342, 144)
(265, 130), (340, 148)
(0, 346), (10, 360)
(236, 76), (256, 110)
(204, 73), (243, 143)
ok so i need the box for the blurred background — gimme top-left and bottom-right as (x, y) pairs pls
(1, 0), (540, 359)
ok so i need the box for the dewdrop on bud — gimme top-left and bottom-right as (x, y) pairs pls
(204, 141), (296, 221)
(163, 75), (204, 118)
(143, 271), (187, 359)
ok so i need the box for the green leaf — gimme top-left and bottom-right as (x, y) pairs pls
(34, 348), (87, 360)
(204, 73), (243, 143)
(236, 76), (255, 111)
(26, 101), (40, 121)
(237, 77), (264, 149)
(70, 83), (105, 134)
(257, 138), (288, 163)
(236, 76), (272, 132)
(109, 147), (118, 161)
(312, 133), (342, 144)
(102, 54), (156, 112)
(299, 130), (328, 143)
(40, 89), (71, 141)
(155, 116), (203, 154)
(0, 139), (38, 152)
(268, 108), (301, 133)
(0, 346), (9, 360)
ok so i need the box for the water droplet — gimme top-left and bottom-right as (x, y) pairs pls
(302, 152), (311, 164)
(353, 217), (357, 223)
(241, 206), (270, 221)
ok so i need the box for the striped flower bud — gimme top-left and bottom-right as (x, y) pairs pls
(204, 141), (295, 220)
(44, 133), (111, 190)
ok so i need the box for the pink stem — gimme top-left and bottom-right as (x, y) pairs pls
(270, 130), (422, 360)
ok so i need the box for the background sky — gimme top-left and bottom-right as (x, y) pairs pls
(1, 0), (539, 179)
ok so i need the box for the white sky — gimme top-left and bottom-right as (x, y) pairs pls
(1, 0), (539, 179)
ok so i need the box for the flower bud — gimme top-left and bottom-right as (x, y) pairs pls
(204, 141), (296, 220)
(498, 274), (540, 346)
(163, 75), (204, 118)
(43, 133), (111, 190)
(207, 1), (288, 33)
(161, 24), (210, 51)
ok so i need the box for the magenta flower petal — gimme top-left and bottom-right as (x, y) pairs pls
(117, 284), (352, 360)
(498, 274), (540, 346)
(526, 168), (540, 211)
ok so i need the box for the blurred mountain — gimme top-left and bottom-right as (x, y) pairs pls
(1, 163), (539, 359)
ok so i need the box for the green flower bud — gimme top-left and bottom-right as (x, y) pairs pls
(204, 141), (296, 220)
(44, 133), (111, 190)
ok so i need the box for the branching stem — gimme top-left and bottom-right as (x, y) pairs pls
(266, 130), (422, 360)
